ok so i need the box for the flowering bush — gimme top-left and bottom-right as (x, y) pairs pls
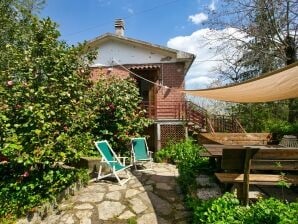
(0, 2), (151, 220)
(0, 4), (91, 220)
(73, 74), (152, 156)
(0, 17), (94, 172)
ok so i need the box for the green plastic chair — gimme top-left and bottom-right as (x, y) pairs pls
(94, 140), (132, 185)
(131, 137), (153, 171)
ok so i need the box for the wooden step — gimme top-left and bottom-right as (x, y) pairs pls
(199, 152), (212, 157)
(215, 173), (298, 185)
(249, 191), (264, 199)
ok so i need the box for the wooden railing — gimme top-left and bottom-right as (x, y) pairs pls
(140, 101), (245, 133)
(185, 101), (207, 131)
(140, 101), (207, 130)
(140, 101), (186, 120)
(207, 115), (246, 133)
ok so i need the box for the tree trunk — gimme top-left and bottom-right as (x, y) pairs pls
(285, 36), (297, 123)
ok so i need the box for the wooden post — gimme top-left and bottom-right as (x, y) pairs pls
(156, 123), (161, 151)
(243, 148), (252, 206)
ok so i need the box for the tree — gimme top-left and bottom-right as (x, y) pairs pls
(0, 1), (151, 218)
(71, 74), (152, 156)
(207, 0), (298, 123)
(0, 0), (151, 169)
(17, 0), (46, 14)
(0, 1), (96, 171)
(209, 0), (297, 68)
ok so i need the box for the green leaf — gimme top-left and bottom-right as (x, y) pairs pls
(34, 129), (41, 135)
(17, 157), (23, 163)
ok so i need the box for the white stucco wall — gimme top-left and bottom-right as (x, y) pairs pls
(91, 40), (177, 67)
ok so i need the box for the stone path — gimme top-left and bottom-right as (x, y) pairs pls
(22, 163), (191, 224)
(195, 174), (222, 200)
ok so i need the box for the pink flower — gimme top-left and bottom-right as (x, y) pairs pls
(16, 104), (22, 109)
(108, 103), (115, 110)
(22, 171), (29, 177)
(7, 80), (13, 86)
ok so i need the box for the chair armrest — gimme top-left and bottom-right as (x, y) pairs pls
(106, 160), (117, 163)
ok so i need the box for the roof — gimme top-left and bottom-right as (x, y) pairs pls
(127, 64), (160, 70)
(184, 62), (298, 102)
(86, 33), (195, 72)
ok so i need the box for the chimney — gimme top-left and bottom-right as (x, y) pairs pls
(115, 19), (125, 36)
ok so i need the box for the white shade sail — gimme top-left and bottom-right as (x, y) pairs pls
(184, 62), (298, 103)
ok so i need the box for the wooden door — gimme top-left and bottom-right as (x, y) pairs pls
(148, 84), (156, 118)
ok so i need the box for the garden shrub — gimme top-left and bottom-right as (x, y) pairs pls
(155, 138), (206, 164)
(154, 139), (178, 163)
(0, 2), (95, 219)
(74, 74), (152, 156)
(0, 2), (151, 220)
(164, 140), (298, 224)
(265, 119), (298, 142)
(186, 193), (298, 224)
(0, 13), (95, 170)
(0, 166), (89, 221)
(155, 138), (209, 193)
(188, 193), (245, 224)
(243, 198), (298, 224)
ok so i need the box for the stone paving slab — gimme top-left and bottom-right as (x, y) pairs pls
(18, 163), (191, 224)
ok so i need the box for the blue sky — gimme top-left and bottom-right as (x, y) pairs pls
(41, 0), (212, 45)
(41, 0), (224, 89)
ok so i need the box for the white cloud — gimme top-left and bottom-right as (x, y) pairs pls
(98, 0), (111, 7)
(167, 27), (247, 90)
(186, 76), (214, 89)
(122, 6), (134, 14)
(127, 8), (134, 14)
(188, 13), (208, 25)
(209, 0), (216, 11)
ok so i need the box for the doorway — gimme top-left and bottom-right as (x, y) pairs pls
(130, 68), (159, 118)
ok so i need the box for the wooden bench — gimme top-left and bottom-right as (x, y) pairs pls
(215, 147), (298, 205)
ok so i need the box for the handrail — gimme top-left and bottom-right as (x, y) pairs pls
(186, 101), (207, 131)
(207, 115), (246, 133)
(206, 118), (215, 134)
(140, 100), (245, 133)
(140, 100), (207, 130)
(235, 118), (246, 133)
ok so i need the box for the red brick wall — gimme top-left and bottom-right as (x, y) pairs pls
(90, 62), (186, 120)
(90, 66), (130, 82)
(155, 63), (185, 119)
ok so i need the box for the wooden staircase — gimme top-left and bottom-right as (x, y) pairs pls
(185, 104), (270, 146)
(206, 115), (246, 133)
(185, 101), (207, 132)
(185, 102), (245, 134)
(141, 100), (246, 134)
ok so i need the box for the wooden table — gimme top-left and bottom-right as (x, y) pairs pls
(202, 144), (283, 158)
(201, 144), (283, 170)
(202, 144), (244, 158)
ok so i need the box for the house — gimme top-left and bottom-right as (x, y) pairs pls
(86, 19), (206, 150)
